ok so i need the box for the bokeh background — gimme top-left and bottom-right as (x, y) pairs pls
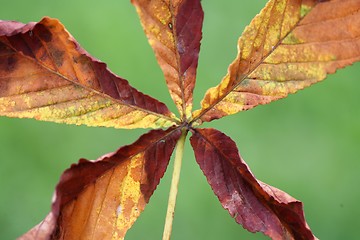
(1, 1), (360, 239)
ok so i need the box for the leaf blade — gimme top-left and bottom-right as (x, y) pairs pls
(0, 17), (178, 129)
(21, 128), (182, 240)
(190, 128), (317, 240)
(193, 0), (360, 123)
(132, 0), (204, 119)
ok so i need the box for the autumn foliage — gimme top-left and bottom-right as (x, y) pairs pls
(1, 0), (360, 239)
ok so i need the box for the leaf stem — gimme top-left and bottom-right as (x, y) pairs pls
(162, 128), (187, 240)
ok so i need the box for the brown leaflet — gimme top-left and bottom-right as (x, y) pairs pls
(20, 128), (182, 240)
(0, 17), (178, 129)
(193, 0), (360, 123)
(190, 128), (316, 240)
(131, 0), (204, 120)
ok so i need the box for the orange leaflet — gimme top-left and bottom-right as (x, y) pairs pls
(21, 128), (181, 239)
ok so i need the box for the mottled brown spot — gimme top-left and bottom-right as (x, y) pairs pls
(51, 48), (64, 67)
(72, 55), (88, 64)
(36, 24), (53, 42)
(6, 56), (17, 71)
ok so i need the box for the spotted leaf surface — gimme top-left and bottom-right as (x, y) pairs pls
(1, 0), (360, 239)
(193, 0), (360, 123)
(0, 17), (177, 129)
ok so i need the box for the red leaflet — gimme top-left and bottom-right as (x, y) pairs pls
(190, 128), (316, 240)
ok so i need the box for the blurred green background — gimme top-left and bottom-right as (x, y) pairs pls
(1, 1), (360, 239)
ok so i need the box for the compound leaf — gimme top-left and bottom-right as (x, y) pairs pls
(0, 17), (177, 129)
(1, 1), (359, 239)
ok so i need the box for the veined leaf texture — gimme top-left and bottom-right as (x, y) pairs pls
(0, 0), (359, 239)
